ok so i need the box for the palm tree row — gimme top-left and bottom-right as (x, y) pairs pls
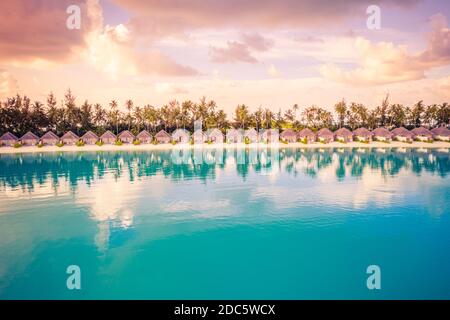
(0, 90), (448, 137)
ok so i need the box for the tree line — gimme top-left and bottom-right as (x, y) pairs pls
(0, 89), (448, 137)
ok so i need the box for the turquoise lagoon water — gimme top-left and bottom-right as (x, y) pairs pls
(0, 146), (449, 299)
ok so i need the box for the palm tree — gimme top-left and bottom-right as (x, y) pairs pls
(125, 99), (133, 130)
(334, 99), (347, 128)
(93, 103), (106, 131)
(234, 104), (249, 129)
(109, 100), (119, 134)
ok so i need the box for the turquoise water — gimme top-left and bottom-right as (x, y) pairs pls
(0, 147), (449, 299)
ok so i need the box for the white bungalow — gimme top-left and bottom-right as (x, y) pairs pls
(193, 129), (206, 144)
(0, 132), (19, 147)
(207, 128), (224, 143)
(244, 128), (259, 143)
(260, 129), (279, 143)
(20, 131), (39, 146)
(172, 128), (190, 144)
(226, 128), (243, 143)
(431, 126), (450, 141)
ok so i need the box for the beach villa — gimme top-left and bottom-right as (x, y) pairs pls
(61, 131), (80, 145)
(82, 131), (99, 145)
(372, 127), (393, 142)
(334, 128), (353, 142)
(155, 130), (172, 144)
(261, 129), (279, 143)
(244, 128), (258, 143)
(391, 127), (414, 142)
(226, 128), (243, 143)
(20, 131), (39, 146)
(136, 130), (152, 144)
(316, 128), (334, 143)
(353, 127), (373, 142)
(207, 128), (224, 143)
(280, 129), (297, 143)
(431, 126), (450, 141)
(193, 129), (206, 144)
(0, 132), (19, 147)
(118, 130), (135, 144)
(100, 131), (116, 144)
(298, 128), (316, 143)
(411, 127), (433, 142)
(172, 129), (190, 144)
(41, 131), (59, 145)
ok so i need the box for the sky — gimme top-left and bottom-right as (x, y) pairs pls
(0, 0), (449, 115)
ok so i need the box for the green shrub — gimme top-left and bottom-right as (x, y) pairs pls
(152, 139), (158, 145)
(96, 140), (104, 146)
(76, 140), (85, 147)
(37, 141), (44, 148)
(115, 140), (123, 146)
(207, 139), (212, 145)
(171, 140), (177, 145)
(13, 142), (22, 148)
(56, 141), (64, 147)
(133, 139), (141, 145)
(301, 138), (308, 144)
(244, 137), (250, 145)
(281, 139), (288, 144)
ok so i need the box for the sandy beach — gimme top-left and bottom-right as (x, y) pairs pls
(0, 141), (448, 154)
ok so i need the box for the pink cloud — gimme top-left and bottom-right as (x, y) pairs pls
(113, 0), (420, 35)
(210, 41), (258, 64)
(0, 0), (96, 64)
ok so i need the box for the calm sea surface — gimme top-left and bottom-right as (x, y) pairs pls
(0, 147), (449, 299)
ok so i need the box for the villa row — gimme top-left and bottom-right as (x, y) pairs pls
(0, 126), (449, 147)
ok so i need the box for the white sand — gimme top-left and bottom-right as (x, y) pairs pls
(0, 141), (448, 154)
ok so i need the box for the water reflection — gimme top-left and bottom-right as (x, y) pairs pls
(0, 147), (449, 250)
(1, 148), (449, 191)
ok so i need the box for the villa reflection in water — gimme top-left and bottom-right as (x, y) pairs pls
(0, 147), (449, 191)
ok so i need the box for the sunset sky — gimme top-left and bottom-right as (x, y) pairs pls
(1, 0), (450, 114)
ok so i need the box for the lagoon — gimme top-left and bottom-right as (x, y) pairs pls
(0, 147), (449, 299)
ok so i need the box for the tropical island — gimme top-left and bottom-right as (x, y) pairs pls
(0, 90), (449, 152)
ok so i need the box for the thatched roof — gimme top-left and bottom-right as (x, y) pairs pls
(41, 131), (59, 140)
(100, 130), (116, 140)
(431, 126), (450, 137)
(244, 128), (258, 136)
(0, 132), (19, 141)
(137, 130), (152, 139)
(411, 126), (433, 136)
(372, 127), (392, 137)
(317, 128), (333, 137)
(391, 127), (414, 138)
(82, 131), (99, 140)
(172, 128), (190, 137)
(280, 129), (297, 138)
(61, 131), (79, 140)
(118, 130), (135, 139)
(334, 127), (352, 137)
(227, 128), (243, 138)
(20, 131), (39, 140)
(353, 127), (373, 137)
(298, 128), (315, 137)
(155, 130), (171, 139)
(208, 128), (222, 136)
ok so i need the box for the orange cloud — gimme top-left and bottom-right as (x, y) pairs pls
(320, 14), (450, 86)
(0, 71), (19, 98)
